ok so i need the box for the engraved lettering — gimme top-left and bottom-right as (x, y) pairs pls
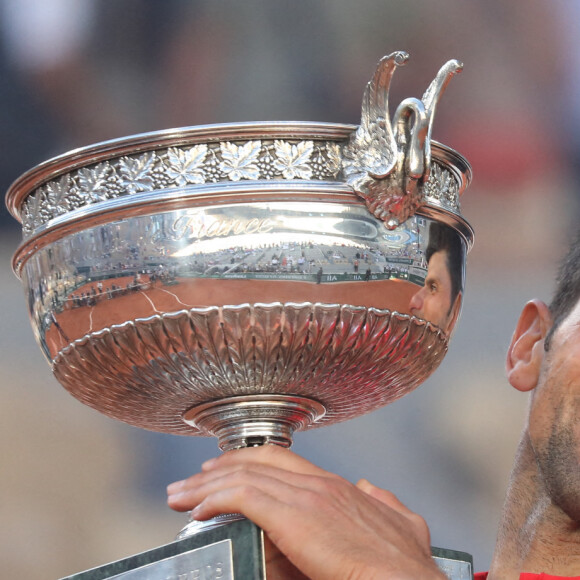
(258, 217), (275, 233)
(216, 220), (235, 237)
(164, 561), (227, 580)
(244, 217), (261, 234)
(232, 219), (247, 235)
(205, 220), (222, 237)
(116, 540), (233, 580)
(169, 215), (276, 241)
(171, 215), (194, 240)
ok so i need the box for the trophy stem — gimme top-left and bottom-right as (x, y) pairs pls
(183, 394), (327, 451)
(177, 394), (326, 540)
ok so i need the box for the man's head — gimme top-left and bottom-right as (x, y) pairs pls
(424, 223), (464, 308)
(545, 230), (580, 350)
(506, 232), (580, 523)
(408, 223), (465, 334)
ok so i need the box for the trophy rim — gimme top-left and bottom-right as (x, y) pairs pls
(5, 120), (472, 223)
(10, 179), (474, 278)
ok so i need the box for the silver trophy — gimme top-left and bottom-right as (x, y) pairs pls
(6, 52), (474, 579)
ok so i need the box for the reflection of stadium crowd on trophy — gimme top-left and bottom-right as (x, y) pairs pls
(182, 240), (422, 281)
(29, 221), (428, 339)
(68, 276), (144, 308)
(65, 266), (179, 310)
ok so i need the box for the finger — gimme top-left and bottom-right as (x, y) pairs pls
(188, 483), (344, 580)
(170, 459), (320, 496)
(201, 445), (334, 478)
(168, 446), (337, 499)
(168, 462), (339, 512)
(169, 465), (405, 538)
(263, 536), (310, 580)
(168, 468), (288, 512)
(356, 479), (432, 546)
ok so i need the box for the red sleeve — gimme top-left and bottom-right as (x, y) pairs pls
(478, 574), (580, 580)
(520, 575), (580, 580)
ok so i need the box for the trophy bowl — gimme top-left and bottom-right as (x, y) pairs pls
(6, 52), (473, 453)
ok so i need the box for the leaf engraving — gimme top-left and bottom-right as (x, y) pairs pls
(45, 174), (75, 214)
(118, 152), (157, 194)
(77, 163), (111, 203)
(166, 145), (208, 186)
(219, 141), (261, 181)
(273, 140), (314, 179)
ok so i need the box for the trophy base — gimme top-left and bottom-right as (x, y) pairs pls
(432, 546), (473, 579)
(59, 518), (265, 580)
(58, 517), (473, 580)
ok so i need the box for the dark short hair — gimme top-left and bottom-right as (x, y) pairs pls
(425, 222), (465, 309)
(545, 231), (580, 350)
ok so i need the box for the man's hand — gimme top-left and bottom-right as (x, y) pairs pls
(167, 445), (445, 580)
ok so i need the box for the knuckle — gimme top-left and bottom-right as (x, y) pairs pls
(234, 482), (262, 503)
(408, 512), (428, 528)
(407, 513), (431, 539)
(314, 475), (353, 503)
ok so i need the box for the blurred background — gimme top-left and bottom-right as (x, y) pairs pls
(1, 0), (579, 577)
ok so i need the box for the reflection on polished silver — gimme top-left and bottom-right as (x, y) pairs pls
(185, 395), (327, 451)
(6, 52), (473, 449)
(7, 53), (474, 570)
(176, 513), (246, 541)
(343, 51), (463, 229)
(51, 302), (447, 438)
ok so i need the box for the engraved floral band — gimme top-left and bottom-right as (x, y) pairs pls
(9, 52), (469, 241)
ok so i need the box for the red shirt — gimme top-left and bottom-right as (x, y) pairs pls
(475, 574), (580, 579)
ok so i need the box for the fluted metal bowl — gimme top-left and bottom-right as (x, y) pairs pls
(6, 54), (473, 450)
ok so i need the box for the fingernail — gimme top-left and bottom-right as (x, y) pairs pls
(167, 493), (182, 505)
(167, 480), (185, 494)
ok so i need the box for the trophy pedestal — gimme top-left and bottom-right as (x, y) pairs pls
(432, 547), (473, 579)
(60, 518), (265, 580)
(59, 516), (473, 580)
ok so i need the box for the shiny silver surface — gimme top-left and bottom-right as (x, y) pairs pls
(434, 556), (473, 580)
(6, 53), (473, 446)
(344, 51), (463, 229)
(106, 540), (234, 580)
(176, 515), (246, 540)
(51, 300), (448, 436)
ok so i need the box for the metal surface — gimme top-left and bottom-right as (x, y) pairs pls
(432, 548), (474, 580)
(176, 514), (247, 540)
(6, 51), (475, 576)
(60, 519), (265, 580)
(434, 557), (473, 580)
(106, 540), (234, 580)
(343, 51), (463, 228)
(50, 301), (448, 436)
(6, 53), (473, 445)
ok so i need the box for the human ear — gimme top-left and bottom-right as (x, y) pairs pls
(505, 299), (552, 392)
